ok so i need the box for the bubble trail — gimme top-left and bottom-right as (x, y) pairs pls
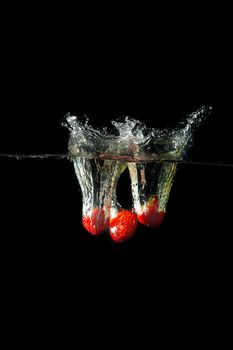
(66, 115), (136, 241)
(66, 116), (116, 236)
(128, 106), (212, 228)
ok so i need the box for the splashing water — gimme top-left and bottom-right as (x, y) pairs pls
(65, 106), (212, 242)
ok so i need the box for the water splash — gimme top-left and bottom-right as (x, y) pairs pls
(65, 106), (211, 241)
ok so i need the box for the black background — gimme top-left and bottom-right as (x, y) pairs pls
(0, 6), (232, 338)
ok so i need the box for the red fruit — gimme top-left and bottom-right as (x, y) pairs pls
(110, 210), (138, 243)
(137, 195), (165, 228)
(82, 207), (109, 235)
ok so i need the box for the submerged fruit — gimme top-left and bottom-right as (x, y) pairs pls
(110, 210), (138, 243)
(137, 195), (165, 228)
(82, 207), (109, 235)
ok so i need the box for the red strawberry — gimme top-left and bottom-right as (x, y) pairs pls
(137, 195), (165, 228)
(82, 207), (109, 235)
(110, 210), (138, 243)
